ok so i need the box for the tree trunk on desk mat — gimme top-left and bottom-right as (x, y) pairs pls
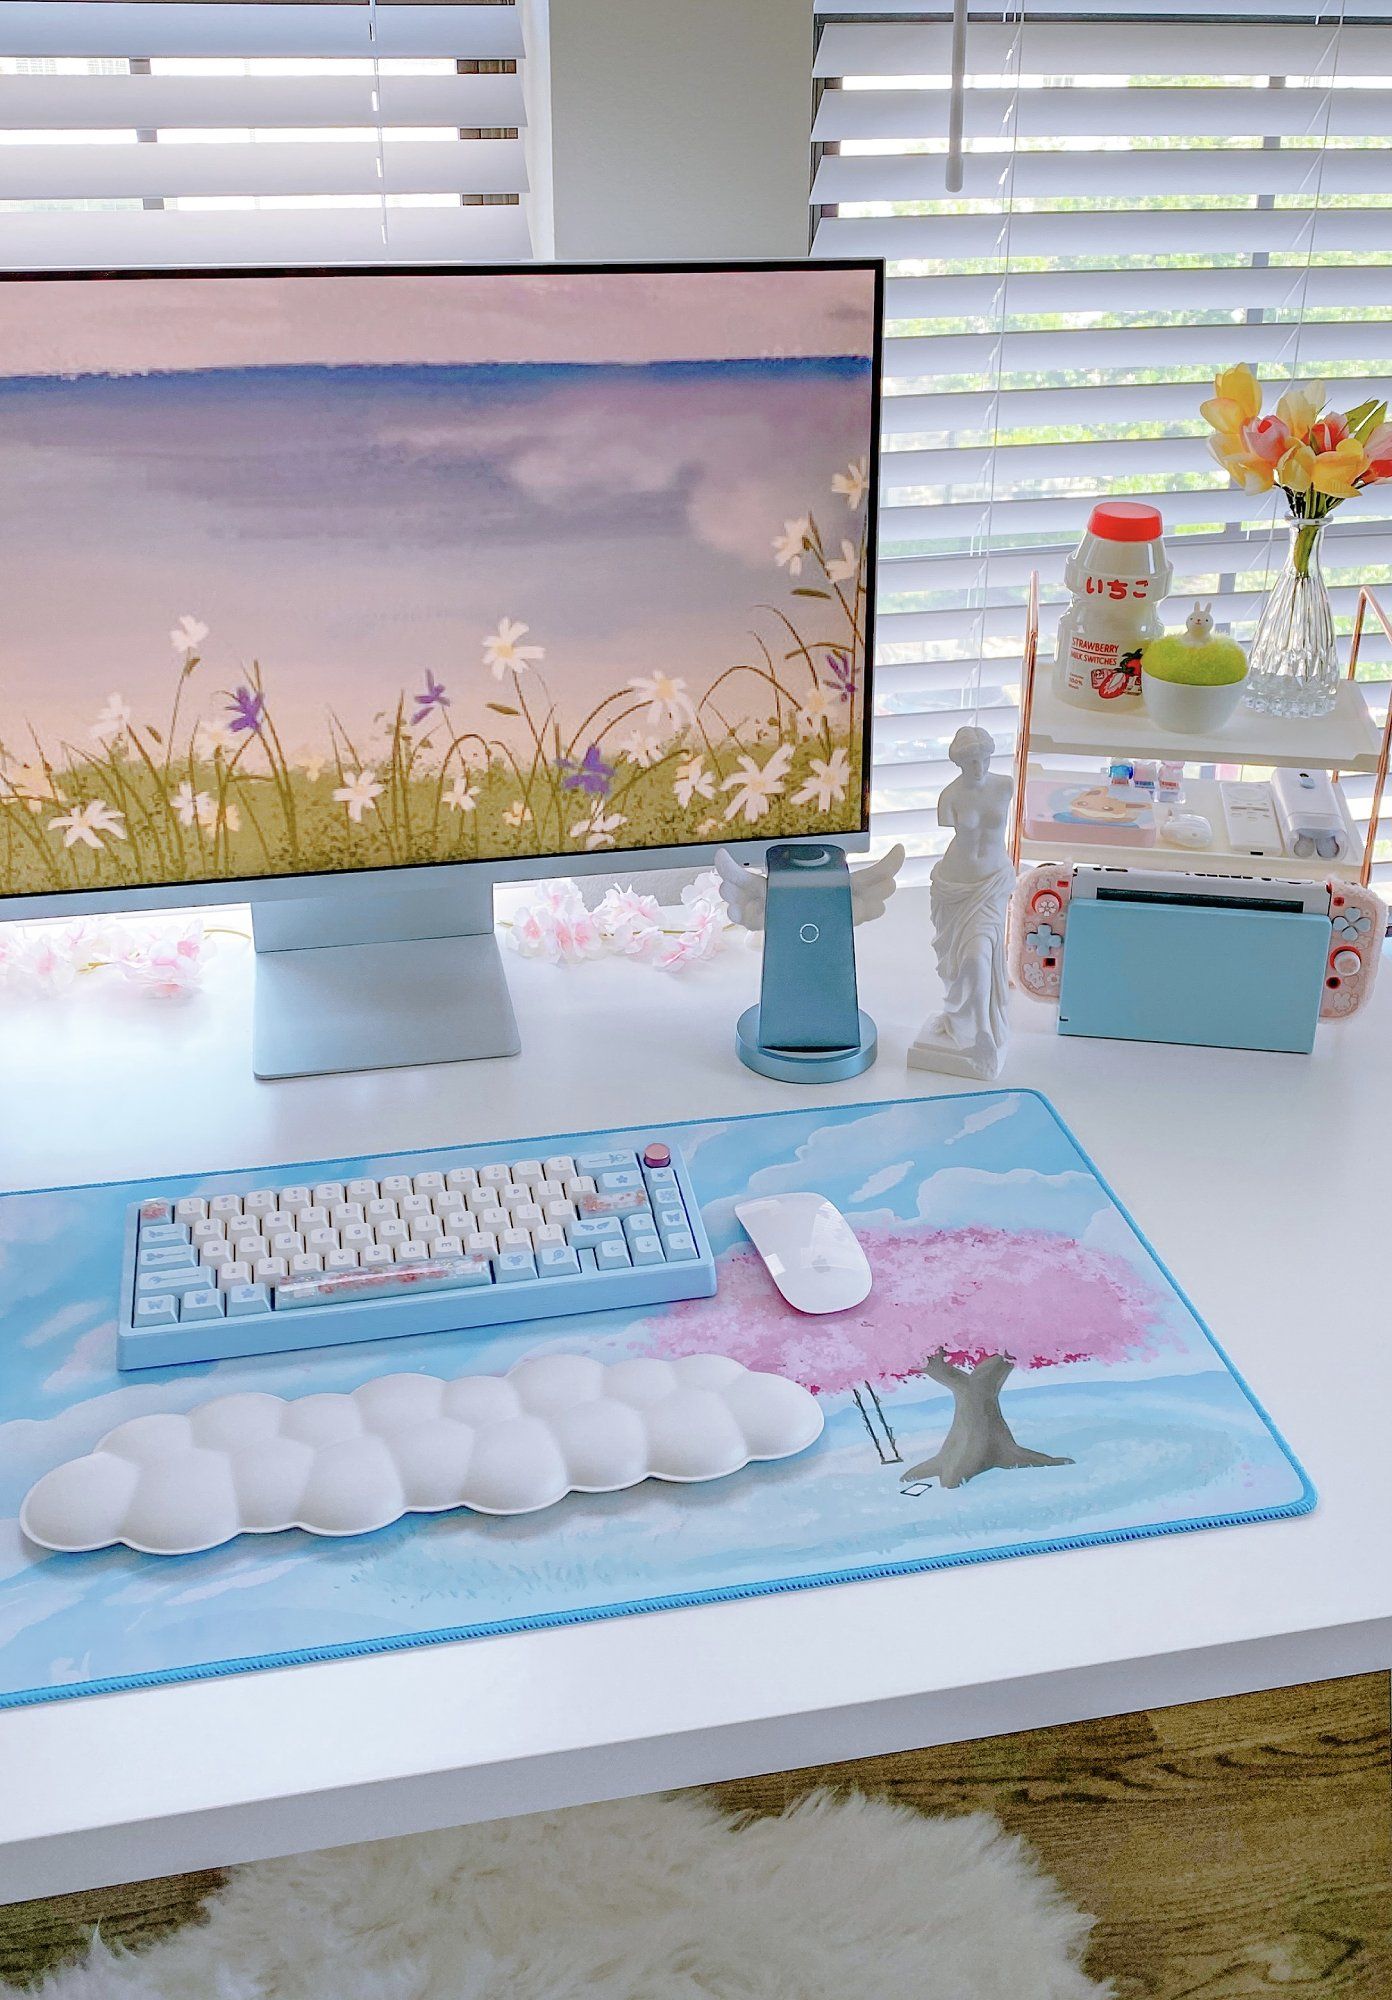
(901, 1353), (1073, 1491)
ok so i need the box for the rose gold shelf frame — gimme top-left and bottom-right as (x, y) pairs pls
(1008, 575), (1392, 886)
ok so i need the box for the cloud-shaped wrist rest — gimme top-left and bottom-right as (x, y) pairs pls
(20, 1354), (823, 1558)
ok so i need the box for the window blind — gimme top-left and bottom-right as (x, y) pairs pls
(813, 2), (1392, 884)
(0, 2), (534, 266)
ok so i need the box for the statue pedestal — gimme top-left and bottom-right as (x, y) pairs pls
(907, 1021), (1004, 1082)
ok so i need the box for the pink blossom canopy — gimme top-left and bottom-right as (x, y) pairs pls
(649, 1224), (1169, 1393)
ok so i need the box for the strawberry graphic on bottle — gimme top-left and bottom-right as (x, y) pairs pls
(1055, 503), (1171, 712)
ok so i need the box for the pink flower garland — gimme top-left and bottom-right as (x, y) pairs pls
(506, 872), (743, 972)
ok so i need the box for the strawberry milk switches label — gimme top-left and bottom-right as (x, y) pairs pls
(1054, 502), (1172, 711)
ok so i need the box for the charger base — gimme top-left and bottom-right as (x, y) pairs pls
(735, 1006), (878, 1084)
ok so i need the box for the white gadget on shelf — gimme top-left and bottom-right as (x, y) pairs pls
(1009, 863), (1384, 1051)
(735, 1193), (873, 1315)
(1159, 809), (1214, 850)
(1219, 781), (1285, 857)
(19, 1357), (825, 1557)
(1271, 767), (1350, 861)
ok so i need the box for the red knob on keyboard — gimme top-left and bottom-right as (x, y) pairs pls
(642, 1142), (672, 1168)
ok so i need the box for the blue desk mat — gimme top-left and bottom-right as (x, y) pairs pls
(0, 1090), (1313, 1708)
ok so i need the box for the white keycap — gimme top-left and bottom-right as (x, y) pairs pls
(298, 1205), (329, 1233)
(312, 1182), (343, 1209)
(201, 1240), (232, 1268)
(190, 1217), (224, 1245)
(533, 1223), (567, 1249)
(254, 1255), (289, 1285)
(446, 1167), (479, 1194)
(279, 1186), (312, 1214)
(380, 1174), (413, 1198)
(176, 1196), (208, 1224)
(396, 1240), (428, 1265)
(434, 1189), (466, 1216)
(512, 1159), (543, 1188)
(307, 1226), (339, 1254)
(325, 1247), (359, 1273)
(466, 1185), (498, 1215)
(514, 1202), (544, 1230)
(565, 1176), (597, 1200)
(361, 1244), (394, 1270)
(290, 1251), (324, 1277)
(474, 1207), (506, 1240)
(437, 1235), (465, 1259)
(218, 1261), (252, 1291)
(231, 1231), (264, 1263)
(480, 1163), (511, 1189)
(465, 1231), (498, 1260)
(545, 1199), (577, 1226)
(346, 1177), (378, 1205)
(269, 1230), (304, 1258)
(400, 1193), (432, 1221)
(413, 1171), (445, 1196)
(368, 1198), (398, 1225)
(499, 1227), (532, 1252)
(411, 1216), (443, 1243)
(544, 1156), (575, 1182)
(332, 1202), (364, 1230)
(377, 1219), (409, 1248)
(262, 1207), (294, 1235)
(502, 1185), (533, 1212)
(341, 1222), (374, 1252)
(209, 1194), (243, 1223)
(538, 1179), (568, 1207)
(243, 1189), (278, 1217)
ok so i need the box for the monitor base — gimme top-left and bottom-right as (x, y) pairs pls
(251, 882), (520, 1080)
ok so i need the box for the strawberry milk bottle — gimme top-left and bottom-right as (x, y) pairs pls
(1054, 501), (1172, 710)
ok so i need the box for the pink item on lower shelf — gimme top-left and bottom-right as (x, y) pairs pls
(1023, 780), (1158, 847)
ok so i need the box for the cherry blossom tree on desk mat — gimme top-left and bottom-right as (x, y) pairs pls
(651, 1225), (1169, 1489)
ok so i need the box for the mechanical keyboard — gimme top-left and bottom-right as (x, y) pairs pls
(119, 1135), (716, 1370)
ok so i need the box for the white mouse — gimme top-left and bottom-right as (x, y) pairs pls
(1162, 809), (1213, 850)
(735, 1192), (872, 1315)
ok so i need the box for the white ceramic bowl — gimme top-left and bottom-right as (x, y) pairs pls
(1141, 670), (1247, 736)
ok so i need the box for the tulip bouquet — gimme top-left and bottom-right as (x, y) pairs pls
(1202, 365), (1391, 714)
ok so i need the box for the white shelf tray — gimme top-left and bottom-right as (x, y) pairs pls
(1019, 772), (1365, 883)
(1028, 673), (1382, 773)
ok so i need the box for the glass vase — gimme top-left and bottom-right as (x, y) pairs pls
(1244, 513), (1340, 718)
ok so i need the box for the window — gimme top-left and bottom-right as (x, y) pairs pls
(0, 2), (536, 265)
(813, 2), (1392, 882)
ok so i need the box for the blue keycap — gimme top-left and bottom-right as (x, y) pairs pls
(179, 1286), (225, 1321)
(137, 1267), (214, 1298)
(537, 1244), (580, 1277)
(628, 1232), (665, 1267)
(661, 1230), (698, 1261)
(139, 1243), (199, 1272)
(139, 1223), (189, 1248)
(576, 1247), (597, 1272)
(595, 1237), (631, 1272)
(133, 1294), (178, 1328)
(494, 1250), (537, 1283)
(570, 1216), (623, 1244)
(643, 1166), (678, 1192)
(226, 1283), (272, 1317)
(655, 1205), (686, 1232)
(622, 1211), (655, 1243)
(597, 1169), (644, 1193)
(576, 1150), (636, 1172)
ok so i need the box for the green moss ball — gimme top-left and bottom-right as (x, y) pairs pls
(1143, 633), (1248, 686)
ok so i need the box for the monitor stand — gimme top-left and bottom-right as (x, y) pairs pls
(250, 878), (520, 1080)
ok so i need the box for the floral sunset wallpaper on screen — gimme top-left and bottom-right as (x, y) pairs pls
(0, 267), (876, 895)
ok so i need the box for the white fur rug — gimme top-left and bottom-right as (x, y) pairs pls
(24, 1790), (1112, 2000)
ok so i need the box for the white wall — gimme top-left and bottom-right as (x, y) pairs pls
(544, 0), (813, 262)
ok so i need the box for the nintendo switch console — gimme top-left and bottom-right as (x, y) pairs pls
(1009, 864), (1384, 1051)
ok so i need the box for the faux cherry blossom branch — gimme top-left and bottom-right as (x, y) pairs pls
(502, 872), (747, 972)
(0, 914), (225, 999)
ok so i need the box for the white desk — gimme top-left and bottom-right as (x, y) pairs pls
(1, 888), (1388, 1902)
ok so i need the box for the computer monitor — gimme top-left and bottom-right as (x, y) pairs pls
(0, 260), (881, 1077)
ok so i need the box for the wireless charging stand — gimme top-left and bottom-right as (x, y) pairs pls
(735, 842), (877, 1083)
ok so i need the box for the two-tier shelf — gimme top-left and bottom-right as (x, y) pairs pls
(1008, 579), (1392, 888)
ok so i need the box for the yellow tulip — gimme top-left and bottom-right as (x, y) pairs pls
(1276, 441), (1316, 493)
(1209, 432), (1274, 493)
(1200, 394), (1249, 436)
(1275, 380), (1325, 441)
(1310, 437), (1368, 499)
(1212, 364), (1261, 426)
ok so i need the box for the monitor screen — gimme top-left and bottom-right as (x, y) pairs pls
(0, 262), (879, 903)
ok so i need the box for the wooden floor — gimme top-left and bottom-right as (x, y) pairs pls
(2, 1674), (1388, 1996)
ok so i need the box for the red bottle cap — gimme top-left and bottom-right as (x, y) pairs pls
(1087, 501), (1164, 542)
